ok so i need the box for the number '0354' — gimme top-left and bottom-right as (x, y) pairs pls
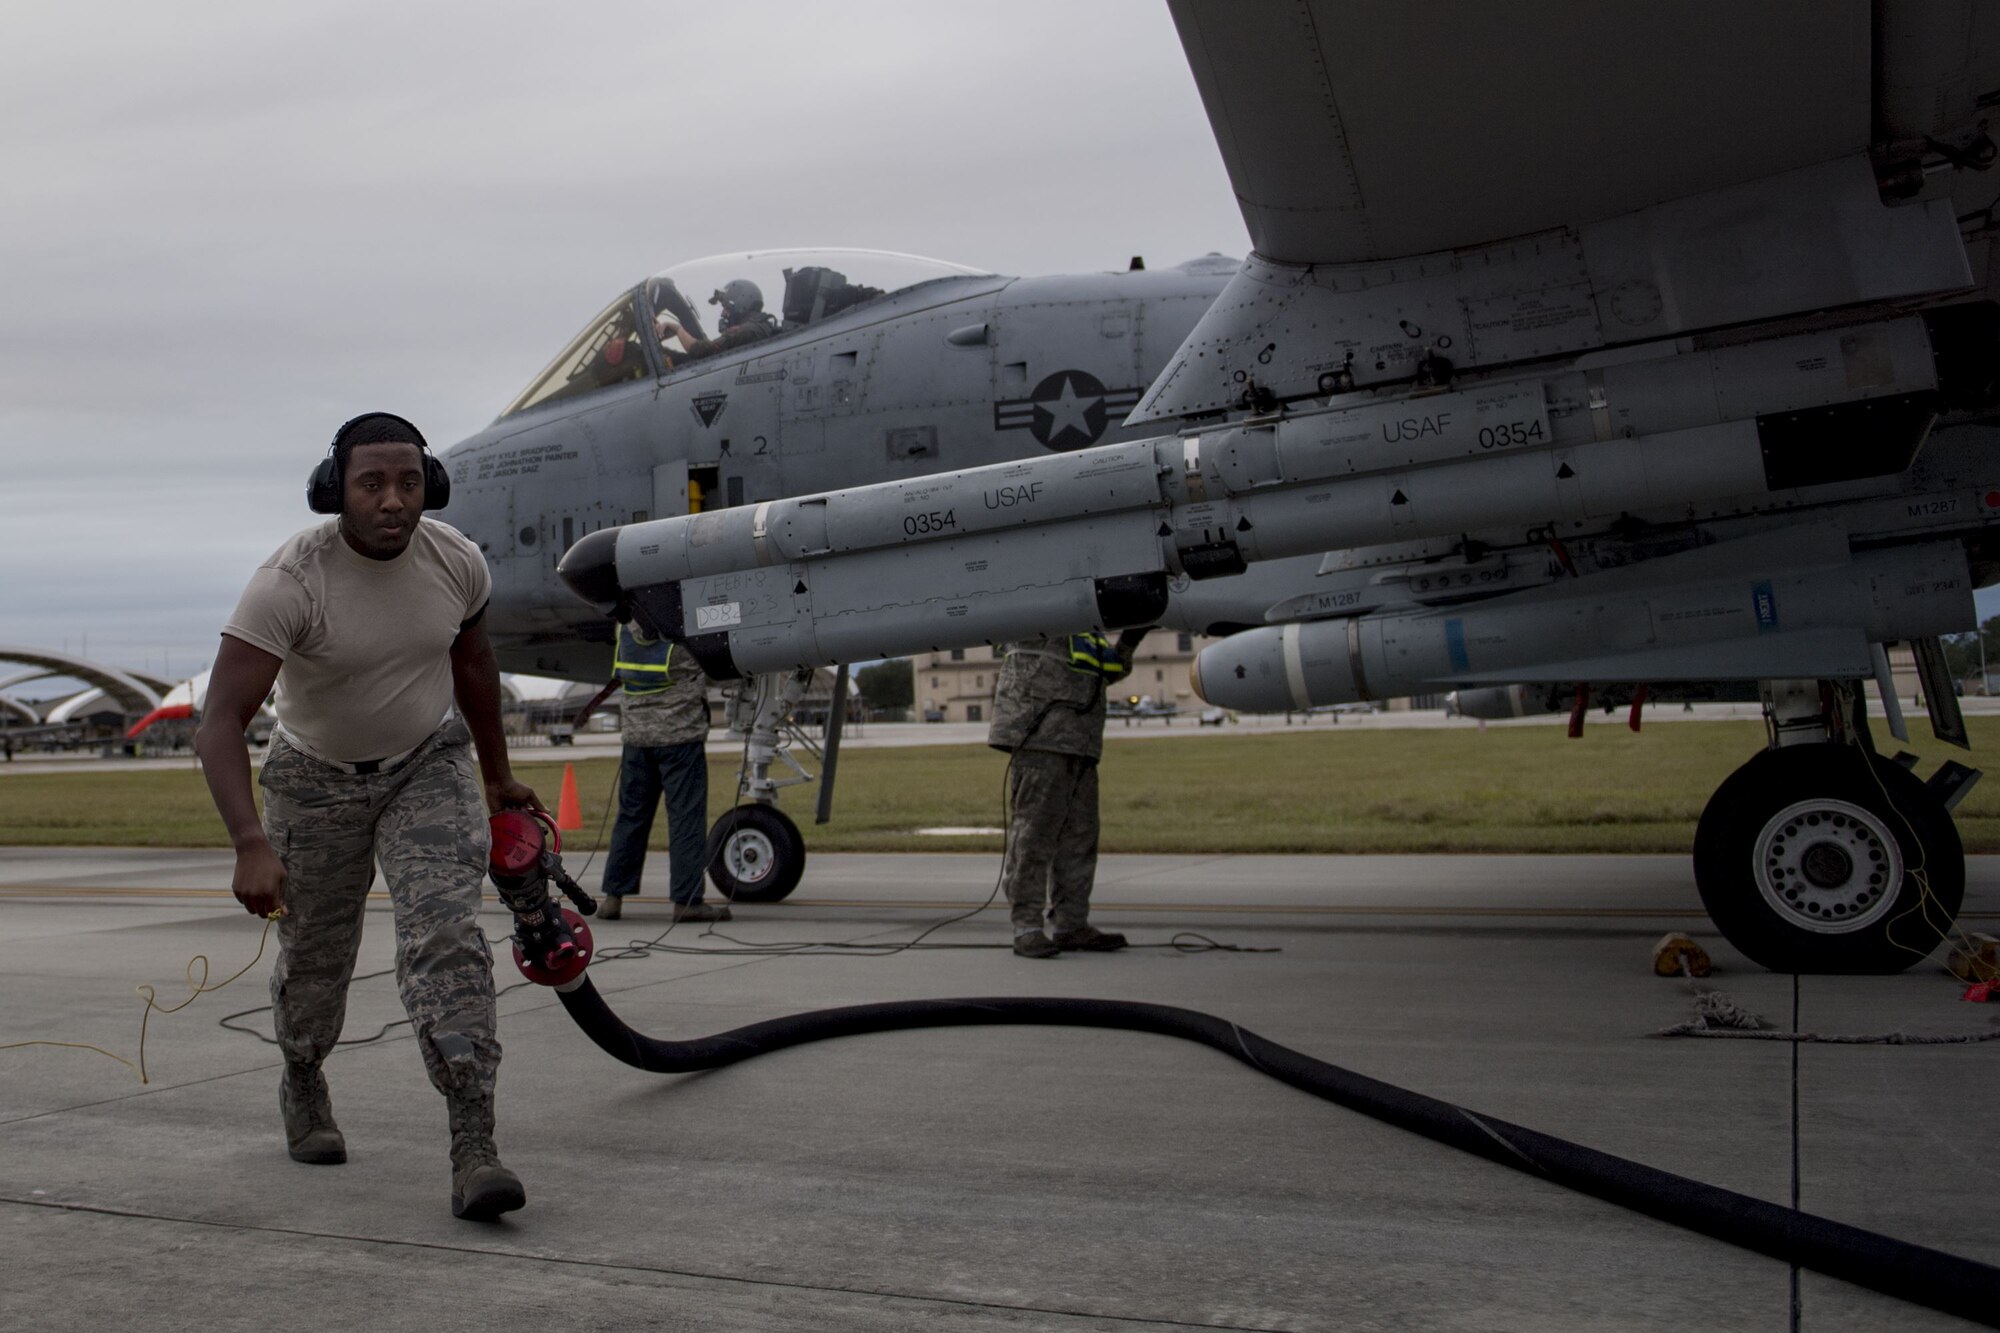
(904, 509), (957, 536)
(1477, 420), (1545, 449)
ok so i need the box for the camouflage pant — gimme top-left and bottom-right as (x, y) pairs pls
(260, 719), (512, 1100)
(998, 749), (1100, 933)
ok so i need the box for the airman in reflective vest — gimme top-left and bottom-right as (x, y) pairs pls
(600, 622), (727, 923)
(986, 628), (1148, 958)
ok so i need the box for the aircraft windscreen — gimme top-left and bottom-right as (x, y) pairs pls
(644, 249), (989, 371)
(501, 291), (651, 419)
(500, 249), (988, 419)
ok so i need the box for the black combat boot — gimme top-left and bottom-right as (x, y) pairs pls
(448, 1090), (526, 1221)
(1051, 925), (1128, 952)
(1013, 929), (1061, 958)
(280, 1062), (347, 1165)
(671, 900), (732, 923)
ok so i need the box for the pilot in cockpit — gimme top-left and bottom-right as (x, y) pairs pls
(655, 278), (780, 368)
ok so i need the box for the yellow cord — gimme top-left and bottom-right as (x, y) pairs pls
(1858, 748), (1980, 966)
(0, 909), (282, 1085)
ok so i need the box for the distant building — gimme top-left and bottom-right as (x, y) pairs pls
(912, 632), (1214, 724)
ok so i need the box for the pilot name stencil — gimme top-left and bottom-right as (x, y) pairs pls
(472, 442), (579, 481)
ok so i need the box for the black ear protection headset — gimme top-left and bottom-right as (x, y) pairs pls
(306, 411), (452, 514)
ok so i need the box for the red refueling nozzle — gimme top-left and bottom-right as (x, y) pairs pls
(488, 809), (597, 989)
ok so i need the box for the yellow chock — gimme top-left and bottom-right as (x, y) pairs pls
(1945, 933), (1999, 984)
(1653, 932), (1712, 978)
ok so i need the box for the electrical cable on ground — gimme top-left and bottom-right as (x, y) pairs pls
(0, 912), (281, 1083)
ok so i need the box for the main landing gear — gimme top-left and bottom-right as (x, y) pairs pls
(1693, 678), (1973, 973)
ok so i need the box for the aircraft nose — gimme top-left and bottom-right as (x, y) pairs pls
(559, 527), (623, 612)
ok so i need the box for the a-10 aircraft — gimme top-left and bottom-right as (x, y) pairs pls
(440, 244), (1325, 899)
(466, 1), (2000, 974)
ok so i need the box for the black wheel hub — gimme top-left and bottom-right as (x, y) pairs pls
(1799, 841), (1854, 889)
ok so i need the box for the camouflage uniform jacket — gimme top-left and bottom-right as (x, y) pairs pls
(621, 647), (711, 748)
(667, 312), (780, 366)
(986, 639), (1110, 761)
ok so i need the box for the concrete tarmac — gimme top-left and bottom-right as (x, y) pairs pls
(2, 848), (1997, 1331)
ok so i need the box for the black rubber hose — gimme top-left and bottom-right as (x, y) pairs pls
(556, 980), (2000, 1326)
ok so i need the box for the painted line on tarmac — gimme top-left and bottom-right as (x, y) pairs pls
(5, 884), (1994, 921)
(0, 883), (1726, 918)
(0, 1195), (1288, 1332)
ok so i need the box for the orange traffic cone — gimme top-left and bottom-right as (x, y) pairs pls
(556, 762), (584, 831)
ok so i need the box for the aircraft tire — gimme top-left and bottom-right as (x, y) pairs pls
(1692, 744), (1963, 974)
(706, 803), (806, 903)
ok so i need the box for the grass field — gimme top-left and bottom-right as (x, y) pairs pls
(10, 719), (2000, 854)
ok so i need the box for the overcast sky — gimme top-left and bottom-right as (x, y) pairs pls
(0, 0), (1245, 689)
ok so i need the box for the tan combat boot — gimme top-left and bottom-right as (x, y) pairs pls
(280, 1063), (347, 1165)
(448, 1090), (526, 1221)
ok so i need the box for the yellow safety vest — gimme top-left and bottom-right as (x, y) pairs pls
(614, 624), (673, 695)
(1064, 632), (1130, 681)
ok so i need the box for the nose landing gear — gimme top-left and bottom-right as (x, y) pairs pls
(706, 802), (807, 903)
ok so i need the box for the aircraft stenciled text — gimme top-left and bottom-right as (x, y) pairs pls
(983, 482), (1045, 510)
(903, 509), (957, 537)
(472, 443), (579, 481)
(1477, 420), (1546, 449)
(1382, 413), (1451, 443)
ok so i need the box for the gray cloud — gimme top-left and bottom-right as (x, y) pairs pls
(0, 0), (1247, 683)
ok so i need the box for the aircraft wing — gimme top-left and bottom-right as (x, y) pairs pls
(1135, 1), (1999, 423)
(1168, 0), (1874, 267)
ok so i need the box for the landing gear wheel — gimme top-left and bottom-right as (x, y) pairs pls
(1693, 744), (1963, 973)
(706, 803), (806, 903)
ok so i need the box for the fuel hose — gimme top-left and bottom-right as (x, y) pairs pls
(554, 978), (2000, 1326)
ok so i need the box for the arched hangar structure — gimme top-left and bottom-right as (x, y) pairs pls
(0, 647), (163, 721)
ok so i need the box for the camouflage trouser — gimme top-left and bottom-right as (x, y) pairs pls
(259, 719), (509, 1101)
(998, 749), (1100, 934)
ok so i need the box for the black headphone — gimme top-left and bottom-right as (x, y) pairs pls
(307, 412), (452, 514)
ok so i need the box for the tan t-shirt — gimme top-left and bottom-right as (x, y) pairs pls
(223, 518), (492, 763)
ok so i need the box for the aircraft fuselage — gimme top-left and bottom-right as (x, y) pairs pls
(440, 257), (1240, 679)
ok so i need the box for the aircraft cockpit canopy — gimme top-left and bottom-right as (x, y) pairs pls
(501, 248), (990, 419)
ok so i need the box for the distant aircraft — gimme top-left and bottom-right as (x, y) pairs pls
(550, 1), (2000, 973)
(1108, 693), (1180, 721)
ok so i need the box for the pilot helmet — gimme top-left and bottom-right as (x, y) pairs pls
(709, 278), (764, 326)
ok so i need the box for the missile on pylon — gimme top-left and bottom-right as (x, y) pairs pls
(1188, 528), (1972, 713)
(558, 312), (1988, 678)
